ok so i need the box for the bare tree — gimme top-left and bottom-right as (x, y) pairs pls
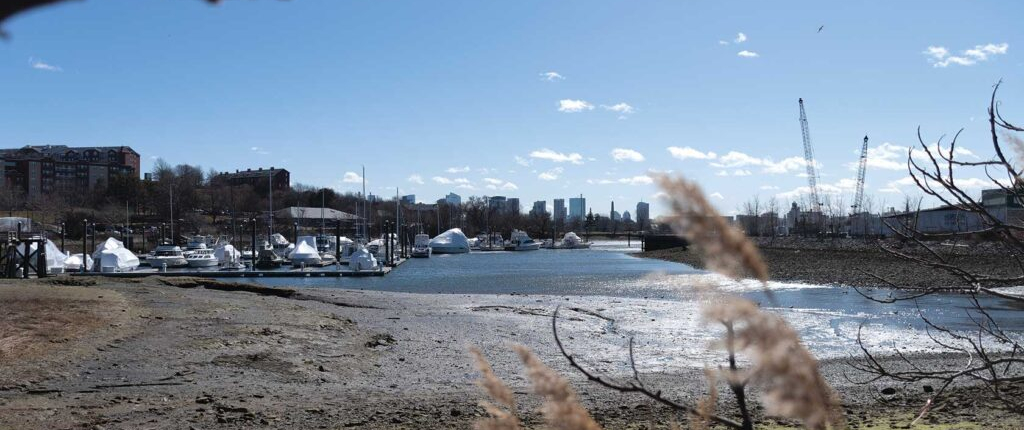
(853, 83), (1024, 414)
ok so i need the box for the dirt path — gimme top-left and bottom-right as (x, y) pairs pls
(1, 277), (1020, 429)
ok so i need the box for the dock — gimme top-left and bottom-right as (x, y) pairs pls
(70, 258), (407, 279)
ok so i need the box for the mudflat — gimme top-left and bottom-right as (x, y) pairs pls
(0, 277), (1019, 429)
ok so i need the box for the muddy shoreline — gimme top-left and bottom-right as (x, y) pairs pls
(1, 277), (1020, 429)
(641, 237), (1016, 289)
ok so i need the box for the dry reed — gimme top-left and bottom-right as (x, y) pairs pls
(655, 175), (769, 283)
(514, 345), (602, 430)
(689, 368), (719, 430)
(471, 348), (523, 430)
(704, 297), (844, 430)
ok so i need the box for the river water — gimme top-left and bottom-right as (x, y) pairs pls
(237, 240), (1023, 367)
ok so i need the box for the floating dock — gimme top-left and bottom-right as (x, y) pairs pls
(71, 258), (406, 278)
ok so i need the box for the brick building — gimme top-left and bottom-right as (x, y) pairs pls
(212, 167), (291, 192)
(0, 145), (140, 198)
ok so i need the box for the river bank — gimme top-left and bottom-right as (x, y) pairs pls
(2, 276), (1020, 428)
(641, 237), (1016, 289)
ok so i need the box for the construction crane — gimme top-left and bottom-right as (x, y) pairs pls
(797, 98), (821, 212)
(852, 135), (869, 214)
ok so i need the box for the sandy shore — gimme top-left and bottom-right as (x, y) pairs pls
(1, 277), (1020, 429)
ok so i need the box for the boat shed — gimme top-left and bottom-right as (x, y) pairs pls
(274, 207), (361, 227)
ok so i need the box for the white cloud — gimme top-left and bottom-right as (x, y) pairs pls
(762, 156), (812, 174)
(848, 142), (978, 171)
(710, 192), (725, 200)
(611, 148), (645, 162)
(501, 182), (519, 191)
(456, 184), (476, 190)
(530, 148), (584, 164)
(445, 166), (470, 173)
(453, 178), (471, 184)
(483, 178), (504, 185)
(250, 146), (270, 155)
(718, 40), (730, 45)
(601, 103), (635, 115)
(759, 185), (779, 190)
(667, 146), (717, 160)
(709, 151), (764, 168)
(558, 99), (594, 113)
(734, 33), (747, 43)
(29, 58), (62, 72)
(538, 167), (564, 181)
(342, 171), (363, 183)
(715, 170), (729, 176)
(407, 174), (424, 185)
(924, 43), (1008, 68)
(514, 156), (531, 167)
(540, 71), (565, 81)
(432, 176), (454, 184)
(737, 50), (759, 58)
(589, 175), (653, 186)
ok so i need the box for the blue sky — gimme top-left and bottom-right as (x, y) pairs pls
(2, 0), (1021, 217)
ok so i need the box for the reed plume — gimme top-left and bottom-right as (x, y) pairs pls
(514, 345), (602, 430)
(689, 369), (719, 430)
(704, 297), (844, 430)
(471, 347), (523, 430)
(655, 175), (768, 283)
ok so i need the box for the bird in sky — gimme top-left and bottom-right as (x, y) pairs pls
(817, 25), (825, 33)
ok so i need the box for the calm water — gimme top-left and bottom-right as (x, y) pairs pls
(233, 240), (1023, 362)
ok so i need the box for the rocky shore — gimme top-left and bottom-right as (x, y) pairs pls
(1, 276), (1020, 429)
(642, 237), (1017, 289)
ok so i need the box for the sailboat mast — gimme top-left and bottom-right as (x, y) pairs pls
(268, 168), (274, 239)
(361, 165), (366, 241)
(321, 188), (325, 236)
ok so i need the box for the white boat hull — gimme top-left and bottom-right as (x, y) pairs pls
(187, 259), (219, 268)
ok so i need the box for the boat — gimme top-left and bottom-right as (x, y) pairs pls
(411, 233), (432, 258)
(429, 228), (471, 254)
(290, 236), (322, 267)
(64, 253), (93, 272)
(337, 237), (356, 264)
(558, 232), (591, 249)
(477, 232), (504, 251)
(147, 242), (189, 268)
(186, 248), (219, 268)
(214, 243), (243, 268)
(468, 236), (481, 250)
(182, 236), (209, 258)
(315, 234), (338, 265)
(91, 237), (140, 273)
(349, 244), (378, 271)
(505, 229), (541, 251)
(255, 247), (286, 269)
(270, 233), (293, 257)
(15, 240), (68, 274)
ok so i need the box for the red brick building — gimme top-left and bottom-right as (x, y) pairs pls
(0, 145), (140, 198)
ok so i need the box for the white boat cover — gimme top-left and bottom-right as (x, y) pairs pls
(349, 246), (378, 271)
(429, 228), (470, 252)
(414, 233), (431, 247)
(91, 237), (139, 272)
(337, 236), (354, 244)
(214, 244), (241, 264)
(64, 253), (94, 271)
(289, 240), (320, 261)
(14, 239), (68, 270)
(270, 233), (290, 246)
(562, 232), (584, 244)
(290, 236), (317, 258)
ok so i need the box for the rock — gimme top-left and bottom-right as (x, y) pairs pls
(195, 396), (213, 404)
(450, 408), (462, 417)
(318, 365), (327, 372)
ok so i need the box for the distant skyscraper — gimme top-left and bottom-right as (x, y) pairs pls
(400, 194), (416, 205)
(531, 200), (547, 216)
(622, 211), (632, 222)
(610, 201), (615, 221)
(445, 192), (461, 206)
(506, 198), (520, 214)
(488, 196), (506, 211)
(636, 201), (650, 229)
(553, 199), (567, 222)
(569, 196), (586, 220)
(611, 210), (621, 221)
